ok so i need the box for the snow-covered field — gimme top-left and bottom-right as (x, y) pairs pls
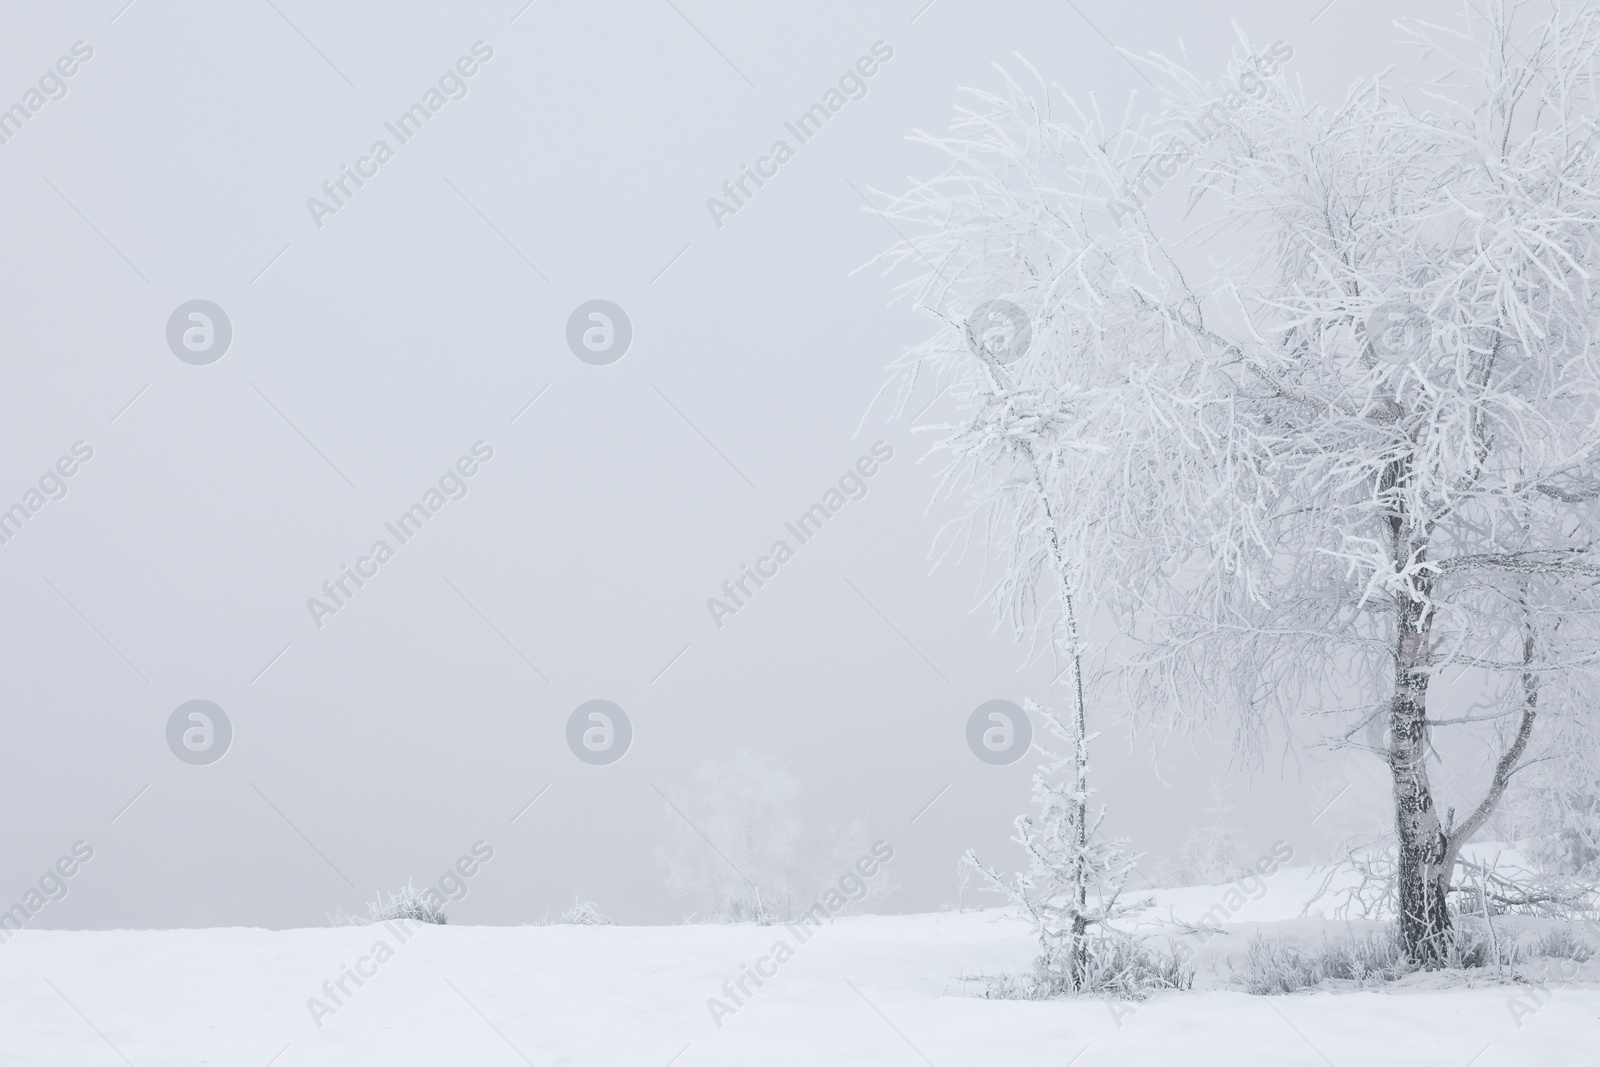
(4, 863), (1595, 1067)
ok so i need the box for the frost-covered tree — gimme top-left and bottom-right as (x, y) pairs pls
(872, 2), (1600, 961)
(657, 751), (801, 923)
(657, 754), (900, 923)
(813, 815), (901, 915)
(967, 701), (1148, 991)
(1159, 783), (1253, 887)
(878, 181), (1107, 976)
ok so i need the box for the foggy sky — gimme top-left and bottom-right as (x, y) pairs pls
(0, 0), (1470, 930)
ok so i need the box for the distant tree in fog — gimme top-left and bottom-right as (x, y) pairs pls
(657, 752), (899, 923)
(657, 751), (802, 923)
(1158, 784), (1252, 888)
(813, 815), (900, 915)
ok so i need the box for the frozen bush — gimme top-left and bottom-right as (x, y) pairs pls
(560, 899), (610, 926)
(1236, 931), (1407, 994)
(1236, 923), (1522, 994)
(356, 881), (447, 926)
(977, 931), (1192, 1000)
(1524, 926), (1597, 962)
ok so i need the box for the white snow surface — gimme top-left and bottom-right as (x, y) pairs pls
(3, 863), (1596, 1066)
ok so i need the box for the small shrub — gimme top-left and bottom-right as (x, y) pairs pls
(1331, 930), (1413, 979)
(358, 882), (447, 926)
(1524, 926), (1597, 962)
(1245, 938), (1306, 993)
(560, 899), (610, 926)
(1436, 920), (1521, 970)
(1235, 931), (1408, 994)
(1071, 935), (1194, 998)
(977, 932), (1192, 1000)
(1236, 923), (1525, 994)
(1236, 937), (1327, 995)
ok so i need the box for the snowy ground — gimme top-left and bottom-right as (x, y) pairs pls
(3, 864), (1596, 1066)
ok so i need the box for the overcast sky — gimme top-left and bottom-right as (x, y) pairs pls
(0, 0), (1477, 929)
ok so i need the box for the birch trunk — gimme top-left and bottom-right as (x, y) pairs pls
(1389, 585), (1453, 960)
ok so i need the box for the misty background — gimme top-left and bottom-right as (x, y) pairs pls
(0, 0), (1464, 929)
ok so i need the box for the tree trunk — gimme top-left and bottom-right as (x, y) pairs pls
(980, 349), (1100, 990)
(1065, 589), (1090, 989)
(1389, 587), (1453, 962)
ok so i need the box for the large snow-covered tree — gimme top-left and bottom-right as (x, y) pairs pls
(873, 2), (1600, 961)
